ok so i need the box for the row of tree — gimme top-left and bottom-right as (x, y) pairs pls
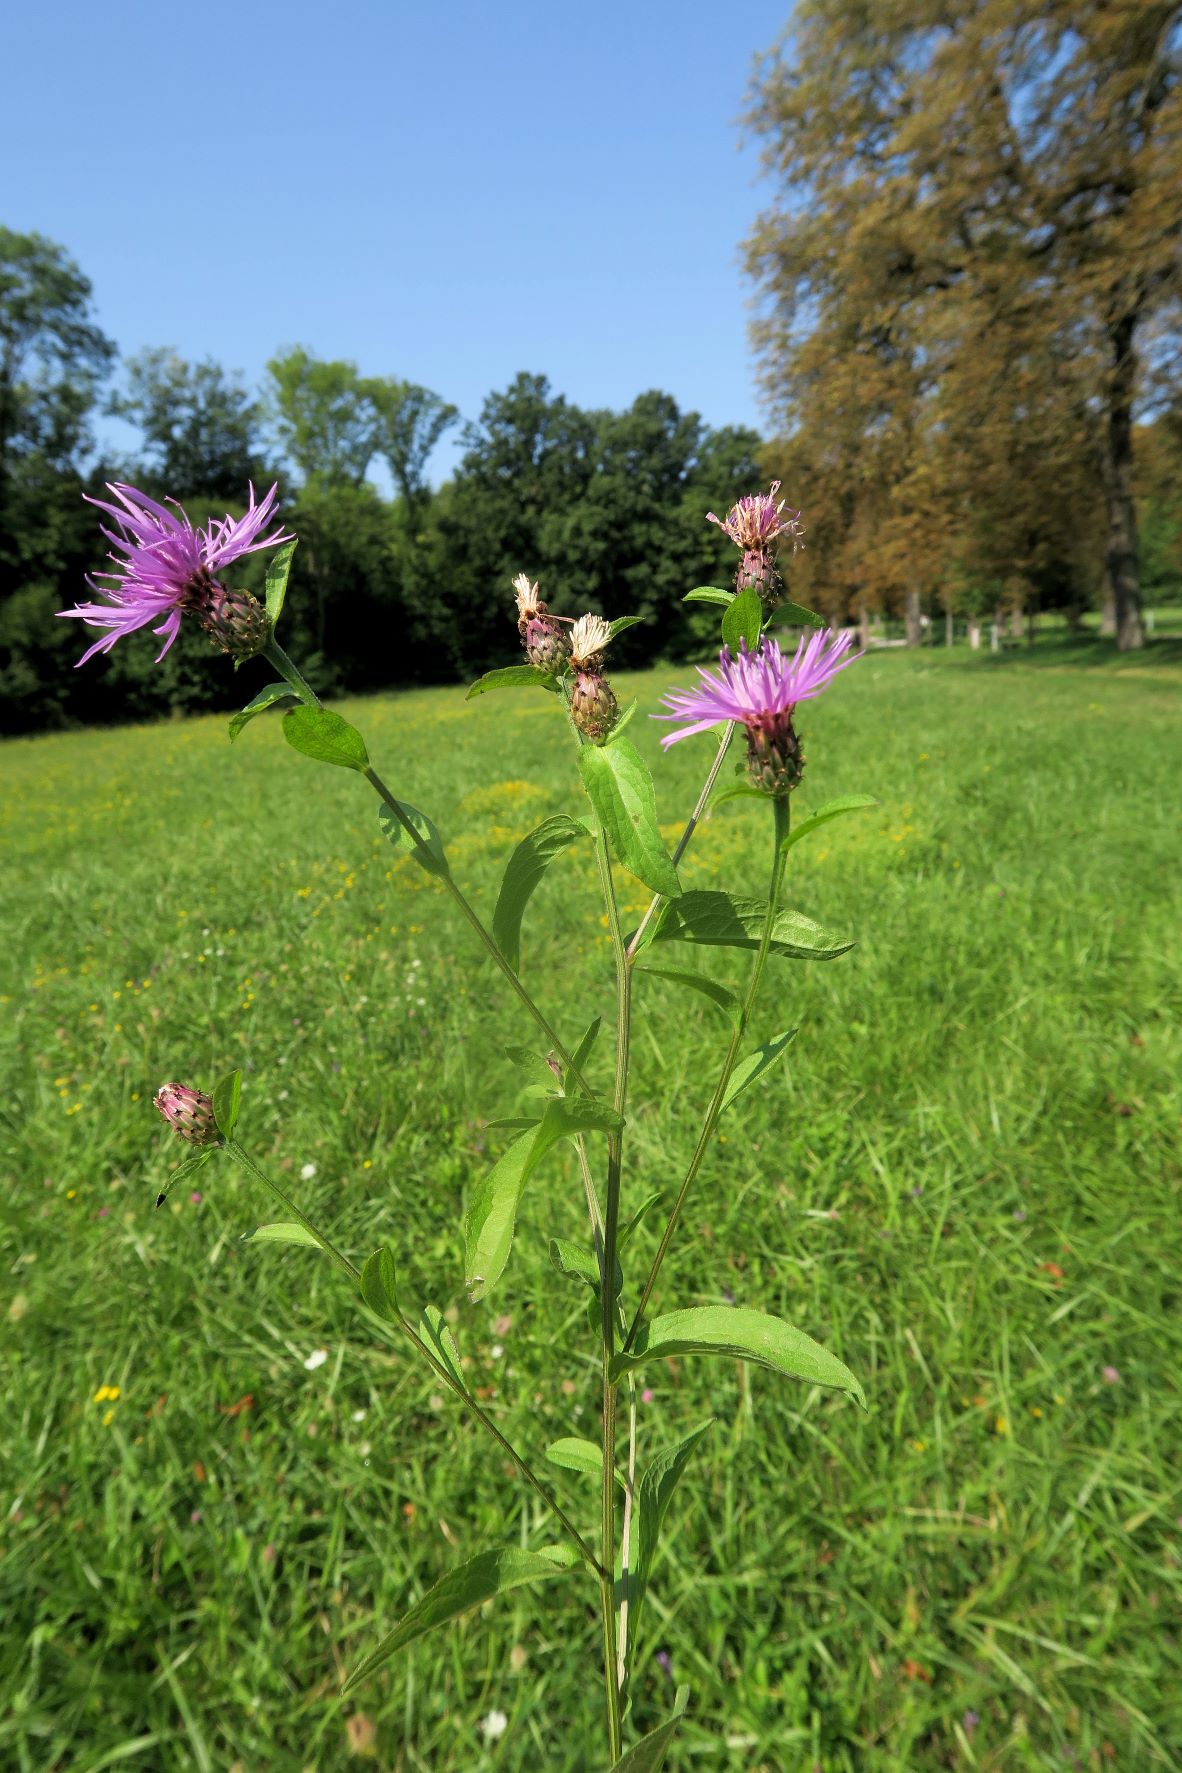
(743, 0), (1182, 650)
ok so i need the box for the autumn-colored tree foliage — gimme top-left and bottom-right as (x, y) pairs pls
(744, 2), (1182, 649)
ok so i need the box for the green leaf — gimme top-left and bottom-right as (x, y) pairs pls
(359, 1247), (399, 1321)
(377, 800), (450, 878)
(264, 537), (297, 628)
(610, 1306), (866, 1408)
(241, 1221), (321, 1249)
(466, 664), (559, 699)
(155, 1143), (215, 1206)
(606, 1688), (690, 1771)
(608, 614), (645, 639)
(707, 782), (766, 813)
(783, 793), (878, 853)
(548, 1237), (601, 1288)
(342, 1545), (580, 1693)
(564, 1015), (602, 1090)
(721, 1029), (798, 1112)
(777, 599), (825, 630)
(545, 1437), (603, 1477)
(619, 1190), (663, 1248)
(683, 587), (734, 607)
(282, 706), (369, 772)
(211, 1070), (241, 1139)
(505, 1045), (560, 1091)
(632, 1424), (713, 1651)
(722, 586), (762, 654)
(578, 737), (681, 900)
(636, 965), (740, 1026)
(646, 890), (854, 961)
(228, 682), (298, 742)
(464, 1098), (624, 1301)
(419, 1304), (463, 1388)
(605, 699), (639, 742)
(492, 815), (592, 972)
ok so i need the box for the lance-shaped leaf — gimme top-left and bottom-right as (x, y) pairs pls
(155, 1143), (215, 1206)
(378, 801), (450, 878)
(418, 1304), (463, 1388)
(342, 1544), (580, 1694)
(578, 736), (681, 900)
(283, 706), (369, 772)
(228, 682), (298, 741)
(211, 1070), (241, 1139)
(606, 1688), (690, 1771)
(631, 1423), (713, 1652)
(721, 1029), (798, 1112)
(643, 890), (853, 961)
(359, 1247), (399, 1321)
(466, 664), (559, 698)
(721, 586), (761, 653)
(264, 537), (297, 627)
(564, 1014), (602, 1091)
(782, 793), (878, 853)
(545, 1437), (603, 1477)
(636, 965), (740, 1026)
(548, 1236), (622, 1297)
(241, 1221), (321, 1250)
(777, 599), (825, 630)
(683, 586), (734, 607)
(610, 1306), (866, 1408)
(492, 815), (592, 972)
(608, 614), (645, 639)
(464, 1098), (624, 1301)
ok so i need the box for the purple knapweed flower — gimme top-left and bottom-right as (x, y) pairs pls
(60, 482), (291, 665)
(707, 480), (803, 554)
(655, 630), (859, 794)
(154, 1083), (219, 1147)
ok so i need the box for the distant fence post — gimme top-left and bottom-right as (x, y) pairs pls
(968, 618), (981, 650)
(990, 623), (999, 653)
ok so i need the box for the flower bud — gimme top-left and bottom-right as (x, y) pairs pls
(195, 584), (270, 660)
(744, 712), (805, 796)
(736, 549), (783, 613)
(570, 670), (618, 744)
(524, 615), (570, 673)
(154, 1082), (220, 1146)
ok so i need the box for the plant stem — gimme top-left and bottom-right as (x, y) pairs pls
(624, 794), (790, 1349)
(624, 721), (736, 965)
(617, 1372), (639, 1690)
(594, 826), (631, 1760)
(261, 638), (593, 1096)
(224, 1138), (360, 1282)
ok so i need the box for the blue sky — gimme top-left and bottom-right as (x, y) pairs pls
(1, 0), (791, 482)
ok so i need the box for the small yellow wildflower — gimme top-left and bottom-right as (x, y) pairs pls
(994, 1414), (1009, 1436)
(93, 1384), (121, 1403)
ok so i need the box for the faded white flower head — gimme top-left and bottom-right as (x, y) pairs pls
(569, 613), (612, 667)
(303, 1348), (329, 1372)
(512, 573), (542, 619)
(480, 1709), (509, 1742)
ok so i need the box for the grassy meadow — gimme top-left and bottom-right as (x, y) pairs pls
(2, 637), (1181, 1772)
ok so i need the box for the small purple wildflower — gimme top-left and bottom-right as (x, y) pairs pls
(1101, 1365), (1121, 1385)
(707, 480), (803, 554)
(1013, 1207), (1027, 1222)
(189, 1190), (203, 1205)
(60, 482), (291, 665)
(641, 1388), (655, 1404)
(655, 1649), (673, 1674)
(963, 1710), (980, 1737)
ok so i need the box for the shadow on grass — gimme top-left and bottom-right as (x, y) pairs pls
(946, 632), (1182, 672)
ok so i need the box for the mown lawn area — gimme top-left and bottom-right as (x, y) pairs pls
(1, 638), (1180, 1772)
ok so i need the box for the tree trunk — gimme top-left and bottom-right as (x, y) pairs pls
(1009, 603), (1024, 640)
(1101, 313), (1145, 651)
(904, 588), (922, 647)
(968, 617), (981, 650)
(945, 607), (954, 647)
(1099, 583), (1117, 635)
(858, 602), (871, 650)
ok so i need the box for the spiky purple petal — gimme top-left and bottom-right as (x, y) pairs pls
(654, 631), (859, 748)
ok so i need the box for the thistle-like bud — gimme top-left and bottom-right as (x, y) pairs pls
(570, 670), (619, 745)
(707, 482), (803, 615)
(744, 712), (805, 796)
(194, 583), (271, 660)
(736, 549), (783, 612)
(513, 572), (569, 673)
(154, 1082), (220, 1146)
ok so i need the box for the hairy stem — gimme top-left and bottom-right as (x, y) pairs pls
(625, 721), (736, 965)
(625, 794), (790, 1347)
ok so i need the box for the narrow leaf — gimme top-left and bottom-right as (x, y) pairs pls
(545, 1437), (603, 1477)
(564, 1015), (602, 1089)
(264, 537), (297, 627)
(505, 1046), (561, 1091)
(492, 815), (591, 973)
(241, 1221), (321, 1249)
(777, 599), (825, 630)
(721, 1029), (798, 1111)
(228, 682), (298, 741)
(607, 614), (645, 639)
(619, 1190), (663, 1247)
(378, 801), (450, 878)
(578, 737), (681, 900)
(721, 586), (762, 654)
(636, 965), (740, 1026)
(419, 1304), (463, 1388)
(359, 1247), (399, 1321)
(646, 890), (854, 961)
(211, 1070), (241, 1139)
(683, 587), (734, 607)
(632, 1423), (714, 1650)
(783, 793), (878, 853)
(611, 1306), (866, 1408)
(283, 706), (369, 772)
(466, 664), (559, 699)
(155, 1143), (214, 1206)
(606, 1688), (690, 1771)
(342, 1545), (579, 1693)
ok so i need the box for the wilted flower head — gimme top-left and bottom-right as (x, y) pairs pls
(154, 1082), (219, 1147)
(60, 482), (291, 665)
(568, 613), (612, 668)
(512, 572), (543, 623)
(512, 571), (569, 672)
(706, 481), (803, 554)
(655, 630), (859, 794)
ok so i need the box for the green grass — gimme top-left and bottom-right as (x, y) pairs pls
(2, 639), (1180, 1772)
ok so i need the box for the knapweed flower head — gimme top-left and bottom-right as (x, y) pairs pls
(60, 482), (291, 665)
(513, 572), (543, 625)
(656, 629), (859, 794)
(512, 571), (569, 673)
(706, 480), (803, 554)
(568, 613), (612, 669)
(570, 668), (619, 745)
(154, 1082), (219, 1147)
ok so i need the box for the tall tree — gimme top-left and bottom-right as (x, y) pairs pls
(267, 347), (377, 486)
(366, 378), (458, 527)
(744, 1), (1182, 650)
(110, 349), (266, 501)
